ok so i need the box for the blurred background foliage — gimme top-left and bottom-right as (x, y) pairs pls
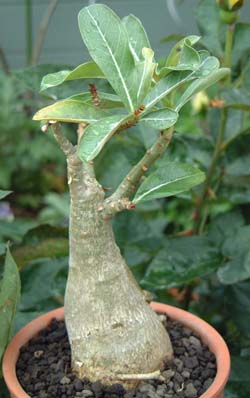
(1, 0), (250, 397)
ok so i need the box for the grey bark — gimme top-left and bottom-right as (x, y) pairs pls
(64, 153), (173, 385)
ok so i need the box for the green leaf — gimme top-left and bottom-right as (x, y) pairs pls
(226, 155), (250, 176)
(122, 14), (151, 61)
(69, 92), (123, 109)
(225, 281), (250, 337)
(13, 238), (69, 271)
(40, 62), (105, 91)
(9, 224), (69, 270)
(193, 56), (220, 77)
(113, 210), (164, 247)
(141, 236), (221, 289)
(19, 257), (67, 312)
(218, 226), (250, 285)
(175, 68), (230, 111)
(33, 100), (108, 123)
(208, 210), (244, 247)
(230, 356), (250, 382)
(166, 37), (201, 71)
(14, 311), (45, 335)
(232, 23), (250, 66)
(160, 34), (185, 43)
(165, 35), (200, 68)
(240, 61), (250, 91)
(222, 88), (250, 111)
(134, 47), (156, 104)
(133, 162), (205, 203)
(218, 253), (250, 285)
(0, 190), (12, 200)
(122, 16), (156, 103)
(159, 37), (201, 78)
(0, 248), (21, 362)
(78, 114), (129, 161)
(95, 140), (134, 195)
(223, 110), (250, 146)
(78, 4), (137, 112)
(144, 70), (194, 109)
(140, 108), (178, 130)
(0, 219), (37, 243)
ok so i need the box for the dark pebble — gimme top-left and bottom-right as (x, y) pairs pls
(105, 383), (125, 396)
(74, 379), (84, 391)
(184, 357), (199, 369)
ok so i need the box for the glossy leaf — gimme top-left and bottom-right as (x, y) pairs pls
(226, 155), (250, 176)
(7, 237), (68, 270)
(0, 190), (12, 200)
(225, 281), (250, 337)
(0, 219), (37, 243)
(78, 114), (129, 161)
(33, 100), (108, 123)
(78, 4), (136, 112)
(122, 14), (151, 61)
(19, 257), (67, 312)
(218, 253), (250, 285)
(133, 162), (205, 203)
(0, 248), (21, 361)
(222, 88), (250, 111)
(175, 68), (230, 111)
(208, 210), (244, 247)
(223, 109), (250, 146)
(232, 23), (250, 66)
(141, 236), (221, 289)
(230, 356), (250, 382)
(95, 139), (135, 195)
(140, 108), (178, 130)
(218, 226), (250, 285)
(40, 62), (105, 91)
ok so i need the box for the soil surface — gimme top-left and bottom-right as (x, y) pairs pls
(16, 315), (216, 398)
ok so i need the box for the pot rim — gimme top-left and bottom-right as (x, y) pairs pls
(2, 302), (230, 398)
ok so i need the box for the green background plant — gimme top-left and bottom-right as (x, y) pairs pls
(0, 0), (250, 396)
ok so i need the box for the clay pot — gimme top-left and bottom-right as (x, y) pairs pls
(2, 302), (230, 398)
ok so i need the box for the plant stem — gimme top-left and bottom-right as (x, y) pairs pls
(224, 24), (234, 84)
(0, 48), (10, 75)
(184, 18), (235, 310)
(193, 20), (235, 235)
(193, 109), (227, 234)
(51, 123), (76, 158)
(31, 0), (59, 65)
(224, 24), (234, 69)
(25, 0), (33, 66)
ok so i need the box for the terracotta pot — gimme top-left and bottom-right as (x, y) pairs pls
(2, 302), (230, 398)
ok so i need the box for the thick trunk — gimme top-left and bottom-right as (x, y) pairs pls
(64, 156), (172, 385)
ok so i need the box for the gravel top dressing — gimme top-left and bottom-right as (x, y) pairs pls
(16, 315), (216, 398)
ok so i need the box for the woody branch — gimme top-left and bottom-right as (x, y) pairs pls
(50, 123), (76, 158)
(102, 127), (174, 218)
